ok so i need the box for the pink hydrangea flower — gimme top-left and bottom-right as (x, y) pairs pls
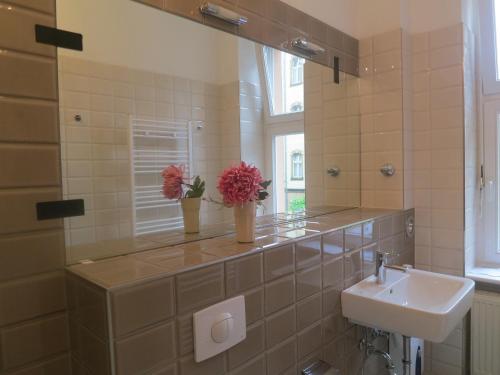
(217, 162), (264, 206)
(162, 165), (185, 200)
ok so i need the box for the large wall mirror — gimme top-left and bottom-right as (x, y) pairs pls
(57, 0), (361, 264)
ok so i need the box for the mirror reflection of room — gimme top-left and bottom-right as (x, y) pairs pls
(57, 0), (360, 263)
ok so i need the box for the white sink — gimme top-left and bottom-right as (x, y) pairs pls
(341, 268), (475, 343)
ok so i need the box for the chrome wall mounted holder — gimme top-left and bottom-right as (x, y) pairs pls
(380, 164), (396, 177)
(199, 2), (248, 25)
(327, 166), (340, 177)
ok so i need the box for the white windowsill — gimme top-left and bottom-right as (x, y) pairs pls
(466, 267), (500, 286)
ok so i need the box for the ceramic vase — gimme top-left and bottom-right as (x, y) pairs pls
(181, 197), (201, 234)
(234, 201), (256, 243)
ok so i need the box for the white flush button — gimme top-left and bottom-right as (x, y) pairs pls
(211, 312), (234, 343)
(193, 296), (246, 362)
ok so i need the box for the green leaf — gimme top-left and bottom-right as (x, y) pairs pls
(258, 191), (269, 201)
(185, 175), (205, 198)
(260, 180), (272, 189)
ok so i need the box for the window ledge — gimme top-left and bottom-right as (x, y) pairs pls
(467, 267), (500, 286)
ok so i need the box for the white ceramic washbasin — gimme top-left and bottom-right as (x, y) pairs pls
(341, 268), (475, 343)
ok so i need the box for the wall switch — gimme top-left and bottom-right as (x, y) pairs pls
(193, 295), (246, 362)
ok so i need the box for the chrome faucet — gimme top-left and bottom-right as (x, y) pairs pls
(375, 251), (390, 284)
(375, 250), (411, 284)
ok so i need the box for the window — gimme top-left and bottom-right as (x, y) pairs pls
(480, 0), (500, 94)
(482, 102), (500, 264)
(290, 57), (304, 86)
(291, 151), (304, 180)
(480, 0), (500, 265)
(273, 134), (305, 213)
(262, 46), (304, 116)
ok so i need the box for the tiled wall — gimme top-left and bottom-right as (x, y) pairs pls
(68, 210), (414, 375)
(134, 0), (359, 77)
(0, 1), (70, 374)
(304, 63), (361, 208)
(410, 24), (467, 375)
(239, 80), (265, 173)
(59, 56), (235, 256)
(359, 30), (405, 210)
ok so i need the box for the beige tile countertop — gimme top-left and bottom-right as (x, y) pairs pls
(67, 207), (400, 290)
(65, 206), (350, 264)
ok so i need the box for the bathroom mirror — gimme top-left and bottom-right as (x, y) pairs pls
(57, 0), (361, 264)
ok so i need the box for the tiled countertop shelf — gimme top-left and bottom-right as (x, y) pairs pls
(67, 206), (415, 375)
(67, 207), (411, 290)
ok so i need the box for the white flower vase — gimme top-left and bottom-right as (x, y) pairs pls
(234, 201), (256, 243)
(181, 197), (201, 234)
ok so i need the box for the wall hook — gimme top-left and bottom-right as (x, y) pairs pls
(327, 166), (340, 177)
(380, 164), (395, 176)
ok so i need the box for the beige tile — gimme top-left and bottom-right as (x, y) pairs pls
(264, 275), (294, 315)
(8, 355), (71, 375)
(114, 321), (176, 375)
(264, 243), (294, 281)
(344, 224), (363, 251)
(0, 5), (55, 56)
(373, 30), (401, 53)
(0, 188), (62, 235)
(322, 312), (346, 344)
(322, 230), (343, 259)
(0, 230), (64, 281)
(0, 144), (60, 188)
(178, 353), (225, 375)
(1, 313), (69, 370)
(323, 335), (345, 370)
(226, 253), (263, 296)
(0, 271), (65, 326)
(322, 284), (342, 316)
(323, 257), (343, 288)
(362, 244), (377, 277)
(266, 337), (296, 375)
(297, 322), (322, 359)
(69, 258), (165, 288)
(3, 0), (55, 14)
(176, 263), (224, 314)
(296, 235), (321, 270)
(266, 306), (296, 348)
(0, 97), (58, 143)
(227, 320), (265, 370)
(176, 313), (194, 356)
(296, 293), (322, 330)
(111, 277), (174, 337)
(71, 320), (110, 374)
(228, 354), (265, 375)
(429, 25), (463, 50)
(242, 286), (264, 325)
(296, 265), (321, 301)
(150, 364), (178, 375)
(430, 45), (462, 69)
(0, 51), (57, 99)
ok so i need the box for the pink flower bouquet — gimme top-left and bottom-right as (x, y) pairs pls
(217, 162), (271, 207)
(161, 165), (205, 200)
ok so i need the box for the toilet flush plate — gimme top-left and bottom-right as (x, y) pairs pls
(193, 295), (246, 362)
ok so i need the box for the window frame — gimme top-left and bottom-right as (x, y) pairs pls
(290, 151), (304, 180)
(480, 0), (500, 95)
(261, 46), (304, 117)
(482, 100), (500, 264)
(290, 56), (304, 87)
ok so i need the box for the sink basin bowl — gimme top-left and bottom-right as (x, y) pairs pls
(341, 268), (475, 343)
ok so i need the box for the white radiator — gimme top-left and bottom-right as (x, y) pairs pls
(472, 291), (500, 375)
(130, 118), (193, 235)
